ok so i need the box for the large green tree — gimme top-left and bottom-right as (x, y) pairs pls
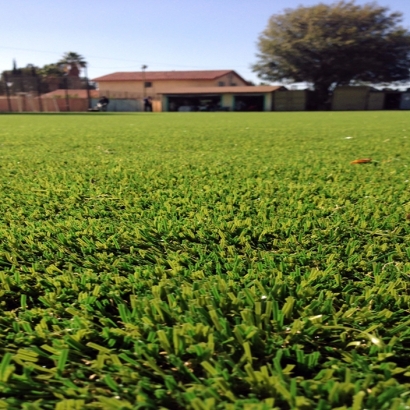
(253, 1), (410, 106)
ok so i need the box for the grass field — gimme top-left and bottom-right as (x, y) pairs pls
(1, 112), (410, 409)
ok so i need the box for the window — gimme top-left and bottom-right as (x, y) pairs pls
(145, 81), (152, 87)
(218, 81), (225, 87)
(230, 83), (237, 86)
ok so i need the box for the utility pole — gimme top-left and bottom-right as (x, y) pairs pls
(84, 63), (91, 110)
(142, 65), (147, 99)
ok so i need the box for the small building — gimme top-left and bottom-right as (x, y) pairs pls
(367, 92), (385, 110)
(400, 93), (410, 110)
(332, 86), (385, 110)
(384, 90), (402, 110)
(332, 86), (369, 110)
(92, 70), (249, 99)
(160, 86), (285, 112)
(273, 89), (307, 111)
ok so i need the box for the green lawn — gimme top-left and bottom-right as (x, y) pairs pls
(1, 112), (410, 409)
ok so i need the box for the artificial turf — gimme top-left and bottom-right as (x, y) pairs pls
(0, 112), (410, 409)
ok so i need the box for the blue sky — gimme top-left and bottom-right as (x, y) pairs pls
(1, 0), (409, 85)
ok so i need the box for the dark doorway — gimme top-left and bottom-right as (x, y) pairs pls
(384, 92), (401, 110)
(233, 95), (265, 111)
(167, 95), (222, 112)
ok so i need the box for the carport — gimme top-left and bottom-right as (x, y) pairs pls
(233, 94), (265, 111)
(160, 86), (285, 112)
(400, 93), (410, 110)
(166, 94), (222, 112)
(331, 86), (385, 111)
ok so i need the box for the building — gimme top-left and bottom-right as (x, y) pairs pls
(400, 92), (410, 110)
(92, 70), (249, 99)
(332, 86), (385, 110)
(92, 70), (290, 111)
(273, 89), (307, 111)
(160, 86), (285, 112)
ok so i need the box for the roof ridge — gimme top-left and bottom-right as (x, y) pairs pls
(92, 70), (242, 82)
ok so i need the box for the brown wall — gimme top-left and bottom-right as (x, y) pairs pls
(0, 96), (88, 112)
(54, 98), (88, 112)
(332, 87), (369, 110)
(367, 93), (385, 110)
(0, 97), (20, 112)
(274, 90), (307, 111)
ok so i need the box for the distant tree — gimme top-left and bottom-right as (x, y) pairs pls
(57, 51), (87, 74)
(2, 61), (64, 81)
(37, 64), (65, 78)
(2, 63), (39, 79)
(252, 1), (410, 107)
(0, 54), (90, 96)
(1, 64), (41, 94)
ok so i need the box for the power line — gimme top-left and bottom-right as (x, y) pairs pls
(0, 45), (252, 70)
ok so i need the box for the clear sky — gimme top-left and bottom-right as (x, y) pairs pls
(1, 0), (409, 85)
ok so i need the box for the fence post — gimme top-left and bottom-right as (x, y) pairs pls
(64, 76), (70, 112)
(19, 77), (27, 111)
(36, 76), (43, 112)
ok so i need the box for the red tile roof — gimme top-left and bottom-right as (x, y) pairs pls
(93, 70), (247, 83)
(41, 89), (99, 98)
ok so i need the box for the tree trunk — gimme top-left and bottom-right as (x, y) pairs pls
(313, 84), (332, 110)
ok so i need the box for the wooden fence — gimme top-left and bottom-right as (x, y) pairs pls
(0, 96), (88, 112)
(0, 95), (162, 113)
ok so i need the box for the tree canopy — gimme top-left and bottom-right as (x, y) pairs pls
(252, 1), (410, 103)
(2, 52), (87, 79)
(36, 64), (64, 78)
(0, 52), (89, 94)
(57, 52), (87, 73)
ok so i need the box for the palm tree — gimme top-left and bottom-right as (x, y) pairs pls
(58, 52), (87, 75)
